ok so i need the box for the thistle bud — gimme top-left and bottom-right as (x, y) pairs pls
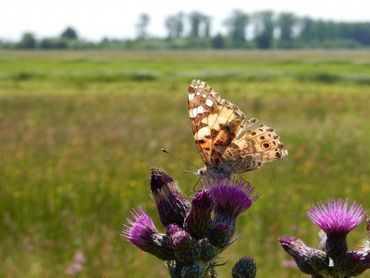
(167, 260), (183, 278)
(150, 168), (190, 227)
(198, 238), (217, 261)
(181, 264), (205, 278)
(184, 189), (213, 239)
(279, 236), (329, 275)
(345, 251), (370, 276)
(167, 224), (199, 264)
(232, 256), (257, 278)
(209, 213), (236, 249)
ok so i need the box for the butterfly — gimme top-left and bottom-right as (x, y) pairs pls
(188, 79), (288, 178)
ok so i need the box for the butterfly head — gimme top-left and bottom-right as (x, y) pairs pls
(196, 167), (208, 178)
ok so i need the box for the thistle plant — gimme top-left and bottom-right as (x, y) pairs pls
(122, 168), (258, 277)
(279, 198), (370, 277)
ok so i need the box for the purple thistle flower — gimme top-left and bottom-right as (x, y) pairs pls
(232, 256), (257, 278)
(65, 251), (85, 276)
(184, 189), (213, 239)
(203, 177), (259, 217)
(307, 198), (365, 237)
(202, 177), (259, 248)
(150, 168), (190, 227)
(122, 208), (174, 260)
(280, 199), (370, 277)
(122, 208), (158, 248)
(66, 262), (83, 276)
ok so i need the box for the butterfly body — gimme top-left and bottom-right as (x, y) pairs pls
(188, 79), (287, 178)
(196, 165), (233, 179)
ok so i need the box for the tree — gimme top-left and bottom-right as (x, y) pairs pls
(277, 12), (296, 47)
(188, 11), (204, 38)
(298, 17), (316, 43)
(188, 12), (211, 37)
(165, 12), (184, 38)
(40, 38), (67, 49)
(211, 33), (225, 49)
(253, 11), (275, 49)
(165, 15), (176, 38)
(347, 23), (370, 45)
(203, 16), (211, 38)
(61, 27), (78, 40)
(224, 9), (249, 47)
(18, 32), (37, 49)
(136, 13), (150, 39)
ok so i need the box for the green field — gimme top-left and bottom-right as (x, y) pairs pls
(1, 50), (370, 277)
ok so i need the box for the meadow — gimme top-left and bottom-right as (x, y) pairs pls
(0, 50), (370, 277)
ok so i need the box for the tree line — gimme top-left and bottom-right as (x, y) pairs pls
(1, 10), (370, 50)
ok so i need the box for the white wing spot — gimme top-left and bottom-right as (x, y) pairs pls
(189, 109), (193, 118)
(202, 94), (206, 98)
(197, 106), (205, 114)
(207, 111), (231, 129)
(188, 93), (195, 101)
(206, 99), (213, 107)
(196, 126), (211, 139)
(191, 107), (198, 118)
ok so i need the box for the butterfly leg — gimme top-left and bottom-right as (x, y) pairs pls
(237, 174), (251, 186)
(192, 177), (202, 192)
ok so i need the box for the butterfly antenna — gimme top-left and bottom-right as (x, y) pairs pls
(161, 148), (201, 191)
(161, 148), (198, 168)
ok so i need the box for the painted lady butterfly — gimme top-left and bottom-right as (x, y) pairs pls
(188, 79), (288, 178)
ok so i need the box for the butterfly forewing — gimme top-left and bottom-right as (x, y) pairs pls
(188, 80), (245, 167)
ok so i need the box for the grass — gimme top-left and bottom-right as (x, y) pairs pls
(0, 50), (370, 277)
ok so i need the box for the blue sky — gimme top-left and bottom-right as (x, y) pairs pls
(1, 0), (370, 41)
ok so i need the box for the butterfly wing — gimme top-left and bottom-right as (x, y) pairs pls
(188, 79), (288, 175)
(223, 124), (288, 172)
(188, 79), (244, 167)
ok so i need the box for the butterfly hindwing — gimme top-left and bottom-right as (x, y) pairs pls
(223, 124), (288, 172)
